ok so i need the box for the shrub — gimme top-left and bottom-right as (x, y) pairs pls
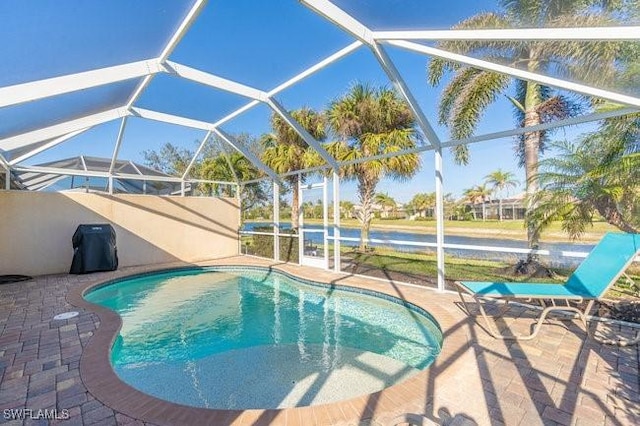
(246, 226), (299, 262)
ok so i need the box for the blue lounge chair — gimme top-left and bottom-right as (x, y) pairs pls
(455, 232), (640, 344)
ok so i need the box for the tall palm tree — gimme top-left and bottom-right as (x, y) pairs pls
(325, 84), (421, 250)
(485, 169), (519, 221)
(527, 135), (639, 239)
(427, 0), (625, 253)
(261, 108), (326, 230)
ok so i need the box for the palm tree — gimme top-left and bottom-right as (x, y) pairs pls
(485, 169), (519, 221)
(200, 151), (260, 196)
(374, 192), (397, 218)
(198, 152), (269, 210)
(325, 83), (421, 250)
(464, 184), (492, 220)
(339, 200), (355, 219)
(476, 184), (492, 221)
(463, 186), (482, 220)
(528, 132), (640, 239)
(409, 192), (436, 218)
(427, 0), (625, 254)
(261, 108), (326, 230)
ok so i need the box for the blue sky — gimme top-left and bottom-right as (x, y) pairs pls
(0, 0), (605, 202)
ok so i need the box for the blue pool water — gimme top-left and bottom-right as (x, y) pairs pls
(85, 267), (442, 409)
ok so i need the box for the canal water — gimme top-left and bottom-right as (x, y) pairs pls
(243, 222), (594, 267)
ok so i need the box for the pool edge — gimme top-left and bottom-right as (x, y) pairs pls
(67, 258), (468, 426)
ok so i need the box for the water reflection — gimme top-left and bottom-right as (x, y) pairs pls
(85, 268), (443, 408)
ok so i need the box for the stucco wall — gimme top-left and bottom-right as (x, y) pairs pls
(0, 191), (240, 276)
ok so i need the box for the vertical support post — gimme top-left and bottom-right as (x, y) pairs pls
(434, 147), (446, 292)
(109, 117), (128, 195)
(181, 181), (186, 197)
(298, 172), (304, 265)
(1, 155), (10, 190)
(273, 180), (280, 262)
(238, 183), (243, 255)
(333, 170), (341, 273)
(322, 174), (329, 270)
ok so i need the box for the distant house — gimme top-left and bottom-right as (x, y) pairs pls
(352, 202), (410, 219)
(464, 192), (526, 220)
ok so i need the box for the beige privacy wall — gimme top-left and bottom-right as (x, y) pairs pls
(0, 191), (240, 276)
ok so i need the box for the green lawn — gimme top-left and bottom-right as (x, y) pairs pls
(293, 218), (617, 241)
(306, 217), (616, 232)
(344, 247), (567, 283)
(343, 247), (639, 299)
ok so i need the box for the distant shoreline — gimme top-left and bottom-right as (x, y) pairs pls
(245, 219), (606, 243)
(355, 222), (604, 243)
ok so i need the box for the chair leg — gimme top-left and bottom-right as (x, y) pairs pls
(459, 290), (595, 340)
(457, 288), (640, 345)
(527, 305), (585, 340)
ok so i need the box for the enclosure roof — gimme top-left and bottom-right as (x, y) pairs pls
(0, 0), (638, 183)
(13, 156), (182, 194)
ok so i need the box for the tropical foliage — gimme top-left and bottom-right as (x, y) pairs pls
(142, 136), (268, 208)
(323, 83), (421, 250)
(485, 169), (519, 221)
(374, 192), (398, 217)
(408, 192), (436, 218)
(527, 126), (640, 239)
(143, 142), (196, 177)
(339, 200), (355, 219)
(200, 152), (260, 197)
(463, 184), (492, 220)
(427, 0), (628, 249)
(261, 108), (326, 230)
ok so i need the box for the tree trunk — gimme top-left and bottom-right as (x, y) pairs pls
(482, 203), (486, 221)
(357, 176), (376, 251)
(291, 175), (300, 230)
(512, 81), (555, 277)
(523, 82), (542, 255)
(595, 198), (639, 234)
(498, 198), (503, 221)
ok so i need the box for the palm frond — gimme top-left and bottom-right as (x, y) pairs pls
(437, 13), (518, 56)
(449, 70), (510, 141)
(427, 58), (459, 87)
(438, 67), (481, 125)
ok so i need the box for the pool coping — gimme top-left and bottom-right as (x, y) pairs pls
(67, 258), (470, 425)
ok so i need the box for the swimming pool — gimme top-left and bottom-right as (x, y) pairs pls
(85, 266), (442, 409)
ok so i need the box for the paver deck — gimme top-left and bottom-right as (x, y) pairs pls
(1, 256), (639, 425)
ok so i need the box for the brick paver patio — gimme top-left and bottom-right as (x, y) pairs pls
(1, 257), (638, 425)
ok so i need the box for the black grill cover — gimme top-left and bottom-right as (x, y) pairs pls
(69, 224), (118, 274)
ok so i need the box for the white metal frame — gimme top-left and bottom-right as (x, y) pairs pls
(8, 129), (89, 166)
(298, 174), (330, 269)
(373, 26), (640, 41)
(1, 0), (638, 289)
(387, 40), (640, 108)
